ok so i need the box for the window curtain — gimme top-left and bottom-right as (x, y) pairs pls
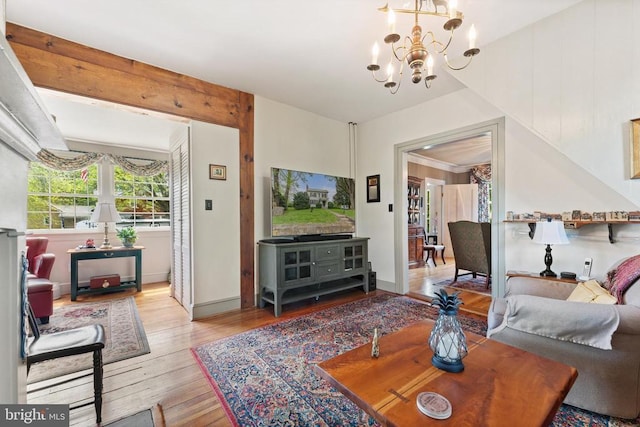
(470, 164), (491, 222)
(36, 149), (168, 176)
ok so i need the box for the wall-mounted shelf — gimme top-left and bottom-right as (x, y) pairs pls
(504, 220), (640, 244)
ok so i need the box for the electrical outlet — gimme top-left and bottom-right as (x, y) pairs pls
(205, 199), (212, 211)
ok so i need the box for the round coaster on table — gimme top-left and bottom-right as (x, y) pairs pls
(417, 391), (452, 420)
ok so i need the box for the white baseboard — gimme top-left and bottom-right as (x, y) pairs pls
(375, 279), (396, 293)
(192, 296), (241, 320)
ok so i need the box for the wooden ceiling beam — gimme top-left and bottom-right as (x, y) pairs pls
(5, 23), (255, 310)
(5, 23), (240, 128)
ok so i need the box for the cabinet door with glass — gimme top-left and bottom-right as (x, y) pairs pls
(279, 246), (315, 287)
(342, 242), (366, 273)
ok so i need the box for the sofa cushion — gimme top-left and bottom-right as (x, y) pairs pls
(488, 294), (620, 350)
(603, 255), (640, 303)
(567, 280), (617, 304)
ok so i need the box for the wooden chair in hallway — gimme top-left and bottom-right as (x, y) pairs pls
(424, 244), (446, 266)
(26, 303), (106, 423)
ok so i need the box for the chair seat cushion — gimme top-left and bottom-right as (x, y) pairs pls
(27, 278), (53, 293)
(28, 324), (105, 364)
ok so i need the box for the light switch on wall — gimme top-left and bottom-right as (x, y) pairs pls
(205, 199), (212, 211)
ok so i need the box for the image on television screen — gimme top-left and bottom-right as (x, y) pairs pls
(271, 167), (356, 237)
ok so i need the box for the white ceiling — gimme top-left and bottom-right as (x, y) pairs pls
(412, 132), (492, 168)
(7, 0), (583, 156)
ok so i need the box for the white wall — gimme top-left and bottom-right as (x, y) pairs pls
(455, 0), (640, 207)
(358, 0), (640, 289)
(0, 142), (28, 404)
(189, 121), (240, 310)
(253, 96), (352, 241)
(181, 97), (353, 318)
(358, 90), (504, 288)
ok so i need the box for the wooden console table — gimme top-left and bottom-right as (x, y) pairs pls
(316, 321), (577, 426)
(68, 246), (144, 301)
(506, 270), (579, 284)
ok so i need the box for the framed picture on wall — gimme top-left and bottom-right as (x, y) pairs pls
(632, 118), (640, 179)
(367, 174), (380, 203)
(209, 164), (227, 180)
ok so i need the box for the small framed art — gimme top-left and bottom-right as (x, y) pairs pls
(367, 174), (380, 203)
(209, 164), (227, 180)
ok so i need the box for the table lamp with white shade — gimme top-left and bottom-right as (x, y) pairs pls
(532, 219), (569, 277)
(91, 202), (121, 249)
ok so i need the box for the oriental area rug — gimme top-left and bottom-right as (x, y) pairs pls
(192, 293), (640, 427)
(28, 296), (150, 384)
(192, 294), (486, 426)
(433, 276), (492, 296)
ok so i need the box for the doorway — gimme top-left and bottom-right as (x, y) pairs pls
(393, 118), (506, 299)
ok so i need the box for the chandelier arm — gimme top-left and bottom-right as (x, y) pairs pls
(370, 69), (391, 84)
(389, 76), (402, 94)
(391, 45), (404, 62)
(434, 31), (455, 55)
(443, 53), (474, 71)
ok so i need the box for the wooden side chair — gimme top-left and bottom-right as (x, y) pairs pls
(26, 303), (106, 423)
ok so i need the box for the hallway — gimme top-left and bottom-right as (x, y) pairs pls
(407, 256), (492, 317)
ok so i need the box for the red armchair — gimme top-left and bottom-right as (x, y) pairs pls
(26, 237), (55, 280)
(26, 237), (55, 324)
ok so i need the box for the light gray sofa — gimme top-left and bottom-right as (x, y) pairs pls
(487, 274), (640, 419)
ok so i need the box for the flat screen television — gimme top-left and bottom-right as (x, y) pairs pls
(270, 167), (356, 240)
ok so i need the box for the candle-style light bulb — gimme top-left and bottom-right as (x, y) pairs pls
(388, 8), (396, 34)
(449, 0), (458, 19)
(371, 42), (379, 65)
(386, 63), (394, 83)
(427, 55), (434, 76)
(468, 24), (477, 49)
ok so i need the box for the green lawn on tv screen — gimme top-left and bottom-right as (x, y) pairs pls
(272, 208), (354, 225)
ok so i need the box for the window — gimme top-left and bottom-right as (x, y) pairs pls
(27, 162), (170, 230)
(27, 163), (98, 229)
(114, 166), (170, 227)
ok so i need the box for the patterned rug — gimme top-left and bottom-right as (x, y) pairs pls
(28, 296), (150, 384)
(554, 405), (640, 426)
(433, 276), (491, 295)
(193, 293), (640, 426)
(192, 294), (486, 426)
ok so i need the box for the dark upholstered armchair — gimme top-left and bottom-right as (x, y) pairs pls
(447, 221), (491, 288)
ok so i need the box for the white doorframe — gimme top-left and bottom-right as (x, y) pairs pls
(393, 118), (506, 298)
(423, 178), (445, 236)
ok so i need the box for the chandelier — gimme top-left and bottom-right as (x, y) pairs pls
(367, 0), (480, 94)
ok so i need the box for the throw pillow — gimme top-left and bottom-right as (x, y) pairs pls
(603, 255), (640, 303)
(567, 280), (617, 304)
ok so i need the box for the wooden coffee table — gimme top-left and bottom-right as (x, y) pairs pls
(316, 320), (577, 426)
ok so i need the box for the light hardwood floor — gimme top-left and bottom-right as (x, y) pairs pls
(28, 266), (490, 426)
(408, 256), (492, 317)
